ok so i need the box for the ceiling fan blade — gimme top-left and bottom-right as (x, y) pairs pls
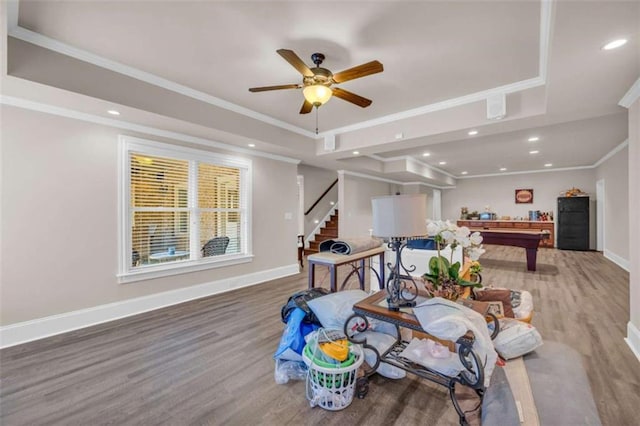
(249, 84), (300, 92)
(332, 60), (384, 83)
(277, 49), (314, 77)
(332, 87), (372, 108)
(300, 100), (313, 114)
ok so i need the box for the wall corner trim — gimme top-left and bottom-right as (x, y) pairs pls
(0, 263), (300, 349)
(625, 321), (640, 364)
(619, 77), (640, 108)
(603, 250), (630, 272)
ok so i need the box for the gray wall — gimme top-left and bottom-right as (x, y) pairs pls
(595, 146), (629, 261)
(442, 169), (598, 248)
(0, 106), (299, 325)
(338, 173), (394, 238)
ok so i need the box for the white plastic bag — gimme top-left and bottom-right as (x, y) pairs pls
(413, 297), (498, 387)
(493, 318), (543, 359)
(512, 290), (533, 320)
(399, 338), (465, 377)
(274, 359), (307, 384)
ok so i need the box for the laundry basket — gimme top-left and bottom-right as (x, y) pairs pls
(302, 333), (364, 411)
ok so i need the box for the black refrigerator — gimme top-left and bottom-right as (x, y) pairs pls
(557, 196), (589, 250)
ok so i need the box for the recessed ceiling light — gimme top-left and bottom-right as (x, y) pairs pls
(439, 161), (447, 165)
(602, 39), (627, 50)
(544, 163), (553, 167)
(422, 152), (431, 157)
(461, 171), (468, 175)
(468, 130), (478, 136)
(352, 151), (360, 155)
(107, 110), (120, 116)
(529, 150), (539, 154)
(248, 143), (255, 148)
(528, 136), (539, 142)
(330, 201), (335, 206)
(500, 167), (507, 171)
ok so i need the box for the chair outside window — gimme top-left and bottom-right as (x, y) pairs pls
(202, 236), (230, 257)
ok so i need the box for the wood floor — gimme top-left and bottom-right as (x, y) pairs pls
(1, 246), (639, 425)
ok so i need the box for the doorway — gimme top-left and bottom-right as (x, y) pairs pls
(596, 179), (604, 252)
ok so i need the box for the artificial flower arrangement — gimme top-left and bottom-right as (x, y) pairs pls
(422, 220), (486, 300)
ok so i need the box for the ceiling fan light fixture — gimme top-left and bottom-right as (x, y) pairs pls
(303, 84), (332, 106)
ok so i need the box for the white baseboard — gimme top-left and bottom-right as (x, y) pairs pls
(626, 321), (640, 364)
(604, 250), (630, 272)
(0, 263), (300, 349)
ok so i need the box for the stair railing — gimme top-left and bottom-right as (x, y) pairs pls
(305, 178), (338, 216)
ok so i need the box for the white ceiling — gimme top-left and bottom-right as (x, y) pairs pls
(3, 0), (639, 185)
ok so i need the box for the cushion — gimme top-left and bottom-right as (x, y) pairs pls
(307, 290), (399, 338)
(406, 238), (437, 250)
(481, 366), (520, 426)
(524, 341), (602, 425)
(493, 318), (543, 360)
(474, 288), (515, 318)
(358, 331), (406, 379)
(307, 290), (368, 330)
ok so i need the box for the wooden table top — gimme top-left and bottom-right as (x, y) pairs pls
(479, 229), (549, 236)
(307, 246), (384, 265)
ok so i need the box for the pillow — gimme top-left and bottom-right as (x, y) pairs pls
(307, 290), (369, 330)
(493, 318), (543, 359)
(406, 238), (437, 250)
(358, 331), (406, 379)
(474, 288), (515, 318)
(307, 290), (399, 338)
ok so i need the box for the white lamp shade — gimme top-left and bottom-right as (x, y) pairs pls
(371, 194), (427, 238)
(303, 85), (332, 105)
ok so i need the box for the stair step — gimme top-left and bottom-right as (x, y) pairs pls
(319, 230), (338, 238)
(314, 234), (334, 243)
(304, 248), (318, 256)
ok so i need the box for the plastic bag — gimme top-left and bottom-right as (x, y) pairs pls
(512, 290), (533, 320)
(274, 359), (307, 384)
(274, 308), (319, 361)
(493, 318), (543, 359)
(399, 338), (465, 377)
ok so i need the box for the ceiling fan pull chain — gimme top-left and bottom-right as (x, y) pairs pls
(315, 108), (319, 135)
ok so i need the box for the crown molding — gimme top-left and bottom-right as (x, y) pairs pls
(593, 139), (628, 167)
(7, 0), (552, 139)
(337, 170), (452, 189)
(457, 139), (629, 179)
(7, 26), (319, 140)
(458, 165), (594, 179)
(619, 77), (640, 108)
(0, 95), (301, 165)
(318, 77), (545, 137)
(368, 154), (458, 179)
(6, 0), (19, 31)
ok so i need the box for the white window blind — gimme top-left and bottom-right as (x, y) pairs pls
(119, 136), (251, 282)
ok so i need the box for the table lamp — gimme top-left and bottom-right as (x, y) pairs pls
(371, 194), (427, 311)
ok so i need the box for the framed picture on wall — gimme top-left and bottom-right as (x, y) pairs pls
(515, 188), (534, 204)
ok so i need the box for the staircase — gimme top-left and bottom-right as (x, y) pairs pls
(304, 210), (338, 255)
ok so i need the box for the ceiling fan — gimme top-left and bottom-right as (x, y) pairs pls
(249, 49), (384, 114)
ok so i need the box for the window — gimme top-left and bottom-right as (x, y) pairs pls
(119, 136), (251, 282)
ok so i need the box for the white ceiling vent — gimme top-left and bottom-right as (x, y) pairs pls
(324, 134), (336, 151)
(487, 93), (506, 120)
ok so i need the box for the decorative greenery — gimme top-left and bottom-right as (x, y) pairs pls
(422, 220), (485, 300)
(469, 260), (482, 275)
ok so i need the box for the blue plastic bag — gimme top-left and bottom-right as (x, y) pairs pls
(274, 307), (319, 361)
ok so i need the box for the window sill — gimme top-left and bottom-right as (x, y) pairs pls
(117, 254), (254, 284)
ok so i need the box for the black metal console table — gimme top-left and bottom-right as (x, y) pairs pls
(344, 290), (485, 426)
